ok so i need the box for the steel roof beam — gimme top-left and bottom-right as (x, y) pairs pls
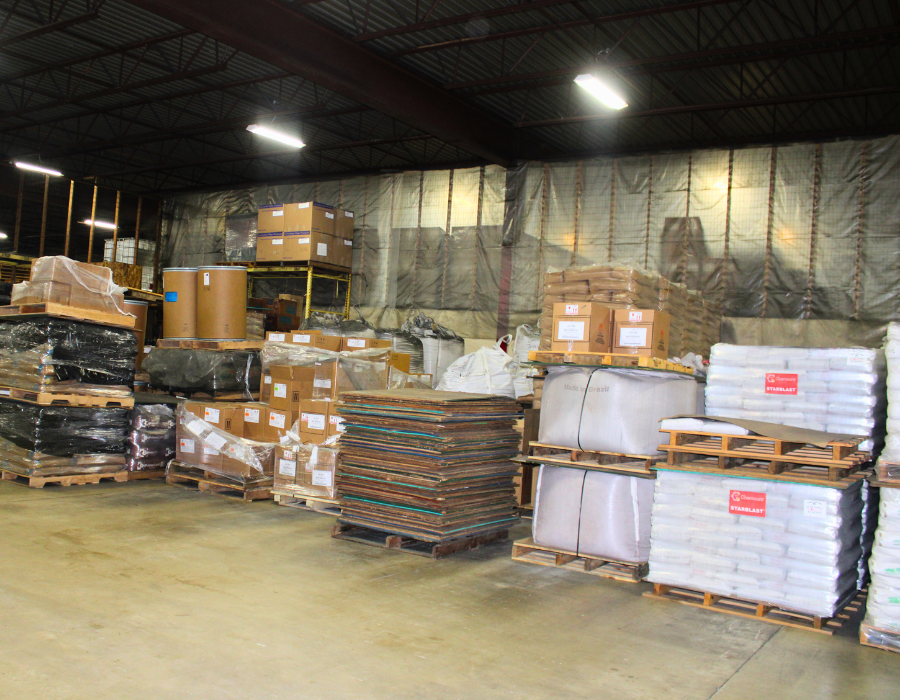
(0, 6), (103, 49)
(124, 0), (518, 165)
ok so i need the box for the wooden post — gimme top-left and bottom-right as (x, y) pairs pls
(152, 199), (163, 291)
(38, 174), (49, 256)
(86, 185), (98, 263)
(111, 190), (121, 263)
(13, 172), (23, 253)
(64, 180), (75, 256)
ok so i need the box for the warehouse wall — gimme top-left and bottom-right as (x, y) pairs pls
(161, 134), (900, 340)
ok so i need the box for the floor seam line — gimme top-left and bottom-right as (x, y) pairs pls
(704, 626), (780, 700)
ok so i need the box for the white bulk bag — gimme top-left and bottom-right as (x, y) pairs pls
(436, 337), (517, 398)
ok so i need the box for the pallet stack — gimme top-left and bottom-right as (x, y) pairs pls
(333, 389), (521, 557)
(0, 256), (138, 487)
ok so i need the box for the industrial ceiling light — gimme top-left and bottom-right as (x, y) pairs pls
(574, 73), (628, 110)
(0, 233), (7, 239)
(15, 161), (63, 177)
(246, 124), (306, 149)
(83, 219), (117, 230)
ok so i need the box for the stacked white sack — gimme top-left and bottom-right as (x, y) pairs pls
(863, 488), (900, 635)
(648, 470), (865, 617)
(882, 323), (900, 464)
(705, 344), (886, 452)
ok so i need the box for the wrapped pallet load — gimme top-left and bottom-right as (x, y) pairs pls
(436, 337), (518, 398)
(401, 313), (465, 388)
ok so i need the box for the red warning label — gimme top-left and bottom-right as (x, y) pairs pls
(765, 373), (798, 395)
(729, 490), (767, 517)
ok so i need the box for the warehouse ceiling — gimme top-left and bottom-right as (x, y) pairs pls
(0, 0), (898, 194)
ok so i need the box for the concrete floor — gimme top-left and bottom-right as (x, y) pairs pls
(1, 480), (898, 700)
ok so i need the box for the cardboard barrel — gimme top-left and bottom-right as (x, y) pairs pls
(123, 299), (149, 370)
(196, 266), (247, 340)
(162, 268), (198, 339)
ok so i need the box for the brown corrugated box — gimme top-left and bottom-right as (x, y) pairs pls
(30, 257), (114, 293)
(260, 370), (272, 403)
(296, 446), (338, 499)
(220, 439), (275, 480)
(265, 407), (299, 441)
(299, 399), (329, 442)
(341, 337), (392, 352)
(334, 209), (355, 239)
(327, 404), (345, 438)
(313, 335), (343, 352)
(273, 445), (300, 490)
(256, 233), (284, 262)
(282, 202), (335, 235)
(266, 330), (322, 346)
(551, 302), (613, 353)
(269, 365), (315, 411)
(239, 402), (267, 441)
(257, 204), (285, 233)
(283, 231), (334, 263)
(612, 309), (670, 359)
(334, 237), (353, 268)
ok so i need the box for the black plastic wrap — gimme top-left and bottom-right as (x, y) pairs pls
(143, 349), (261, 398)
(0, 317), (137, 389)
(0, 398), (129, 456)
(127, 405), (176, 470)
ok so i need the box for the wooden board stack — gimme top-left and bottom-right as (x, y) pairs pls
(335, 389), (522, 547)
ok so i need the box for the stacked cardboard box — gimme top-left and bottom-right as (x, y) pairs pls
(273, 443), (340, 500)
(12, 257), (130, 317)
(256, 201), (354, 268)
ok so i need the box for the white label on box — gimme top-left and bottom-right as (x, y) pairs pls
(204, 407), (220, 423)
(184, 418), (205, 436)
(312, 469), (333, 487)
(556, 320), (585, 341)
(292, 334), (311, 344)
(564, 304), (579, 315)
(308, 414), (326, 431)
(272, 239), (283, 245)
(268, 412), (286, 429)
(803, 499), (827, 518)
(344, 239), (352, 246)
(203, 445), (219, 456)
(269, 333), (286, 342)
(0, 389), (9, 396)
(619, 327), (648, 347)
(244, 408), (260, 423)
(325, 212), (334, 219)
(278, 459), (296, 477)
(179, 438), (195, 454)
(272, 210), (283, 217)
(203, 272), (210, 286)
(846, 350), (868, 367)
(346, 338), (366, 348)
(298, 202), (310, 209)
(317, 242), (328, 256)
(337, 422), (346, 432)
(206, 433), (227, 451)
(273, 383), (288, 399)
(264, 375), (272, 384)
(313, 379), (332, 389)
(297, 237), (310, 245)
(345, 211), (354, 218)
(629, 311), (643, 322)
(329, 415), (342, 425)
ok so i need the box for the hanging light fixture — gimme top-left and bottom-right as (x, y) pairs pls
(15, 162), (63, 176)
(83, 219), (117, 230)
(246, 124), (306, 149)
(574, 73), (628, 110)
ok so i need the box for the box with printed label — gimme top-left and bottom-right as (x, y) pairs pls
(551, 302), (613, 353)
(282, 201), (335, 235)
(612, 309), (671, 359)
(341, 337), (392, 352)
(220, 439), (276, 481)
(185, 401), (244, 437)
(288, 330), (319, 346)
(299, 399), (330, 437)
(260, 370), (272, 403)
(257, 204), (285, 233)
(388, 352), (411, 374)
(327, 404), (345, 437)
(312, 360), (339, 400)
(175, 423), (222, 470)
(269, 365), (315, 411)
(296, 446), (338, 498)
(264, 407), (299, 441)
(273, 446), (300, 490)
(255, 233), (284, 262)
(334, 237), (353, 268)
(238, 402), (268, 441)
(283, 231), (334, 264)
(313, 334), (343, 352)
(335, 209), (355, 239)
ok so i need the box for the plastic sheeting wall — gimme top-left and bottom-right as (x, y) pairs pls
(161, 135), (900, 339)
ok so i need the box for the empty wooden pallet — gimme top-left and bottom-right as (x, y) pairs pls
(512, 538), (648, 583)
(523, 442), (657, 478)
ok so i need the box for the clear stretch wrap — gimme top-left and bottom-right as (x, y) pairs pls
(273, 426), (340, 499)
(648, 470), (866, 617)
(436, 338), (519, 398)
(144, 349), (261, 399)
(0, 434), (126, 477)
(260, 342), (391, 397)
(864, 488), (900, 636)
(400, 313), (465, 387)
(705, 344), (886, 453)
(13, 256), (130, 316)
(0, 317), (137, 390)
(126, 405), (176, 471)
(174, 403), (275, 482)
(878, 323), (900, 479)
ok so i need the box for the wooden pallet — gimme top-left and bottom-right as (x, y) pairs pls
(273, 491), (341, 515)
(126, 469), (167, 481)
(166, 463), (273, 501)
(0, 302), (136, 329)
(521, 442), (658, 478)
(512, 538), (648, 583)
(155, 339), (264, 350)
(0, 469), (128, 488)
(860, 622), (900, 653)
(658, 463), (870, 489)
(644, 583), (866, 635)
(528, 350), (694, 375)
(163, 390), (260, 402)
(0, 385), (134, 408)
(331, 521), (509, 559)
(659, 429), (869, 482)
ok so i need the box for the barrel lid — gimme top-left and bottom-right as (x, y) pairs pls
(162, 267), (198, 272)
(197, 265), (247, 271)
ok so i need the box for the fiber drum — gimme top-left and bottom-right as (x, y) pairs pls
(162, 268), (198, 339)
(196, 266), (247, 341)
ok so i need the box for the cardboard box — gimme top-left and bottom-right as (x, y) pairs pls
(612, 309), (671, 359)
(257, 204), (285, 233)
(273, 445), (300, 489)
(188, 401), (244, 437)
(296, 446), (338, 498)
(335, 209), (354, 239)
(334, 237), (353, 268)
(283, 201), (335, 235)
(313, 360), (339, 399)
(269, 365), (315, 411)
(30, 257), (114, 293)
(341, 337), (392, 352)
(551, 302), (613, 353)
(289, 330), (319, 346)
(283, 231), (333, 264)
(276, 314), (300, 332)
(260, 370), (272, 403)
(256, 232), (284, 262)
(239, 402), (267, 441)
(313, 334), (343, 352)
(220, 439), (275, 481)
(327, 404), (345, 438)
(388, 352), (411, 374)
(265, 407), (299, 441)
(299, 399), (329, 438)
(175, 423), (223, 471)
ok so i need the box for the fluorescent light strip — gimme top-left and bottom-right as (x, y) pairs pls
(83, 219), (117, 230)
(0, 233), (7, 239)
(574, 74), (628, 110)
(246, 124), (306, 149)
(15, 161), (63, 177)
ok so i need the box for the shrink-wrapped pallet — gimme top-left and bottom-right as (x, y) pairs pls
(705, 344), (886, 452)
(126, 405), (175, 472)
(537, 366), (698, 455)
(648, 470), (866, 617)
(863, 488), (900, 635)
